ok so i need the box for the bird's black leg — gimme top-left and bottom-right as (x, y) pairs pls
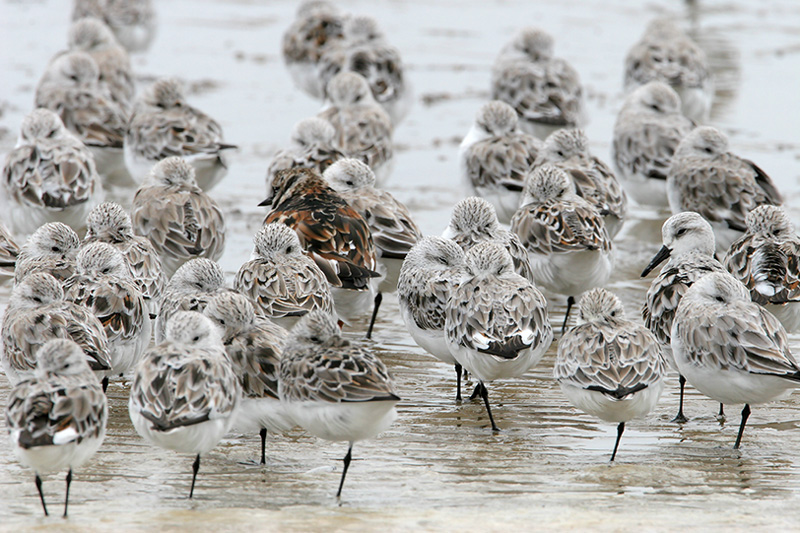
(366, 292), (383, 339)
(189, 454), (201, 499)
(35, 474), (48, 517)
(672, 375), (689, 423)
(561, 296), (575, 334)
(734, 404), (751, 450)
(336, 443), (354, 499)
(479, 383), (500, 432)
(102, 377), (109, 393)
(63, 468), (72, 518)
(611, 422), (625, 462)
(469, 383), (481, 401)
(260, 428), (268, 465)
(455, 364), (463, 403)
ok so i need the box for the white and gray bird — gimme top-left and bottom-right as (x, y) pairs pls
(458, 101), (543, 224)
(131, 156), (226, 278)
(667, 126), (783, 253)
(724, 205), (800, 333)
(444, 242), (552, 431)
(125, 79), (236, 190)
(5, 339), (107, 517)
(2, 109), (103, 238)
(624, 18), (713, 123)
(555, 288), (665, 461)
(672, 272), (800, 449)
(129, 311), (240, 498)
(279, 311), (399, 499)
(612, 81), (695, 207)
(491, 27), (585, 140)
(398, 236), (467, 401)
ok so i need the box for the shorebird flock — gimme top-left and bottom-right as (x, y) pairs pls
(2, 0), (799, 519)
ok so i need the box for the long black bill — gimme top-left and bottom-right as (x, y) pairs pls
(641, 245), (672, 277)
(257, 196), (273, 207)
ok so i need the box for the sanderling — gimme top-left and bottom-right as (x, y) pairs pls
(641, 212), (726, 422)
(64, 242), (151, 378)
(204, 292), (292, 465)
(5, 339), (107, 517)
(235, 223), (335, 330)
(612, 81), (695, 207)
(491, 27), (584, 140)
(397, 236), (467, 401)
(14, 222), (80, 284)
(318, 15), (412, 125)
(724, 205), (800, 332)
(126, 79), (236, 189)
(667, 126), (783, 253)
(34, 51), (128, 182)
(445, 242), (551, 431)
(672, 271), (800, 449)
(131, 157), (226, 278)
(72, 0), (157, 53)
(129, 311), (240, 498)
(555, 288), (665, 461)
(261, 167), (380, 326)
(0, 221), (19, 278)
(535, 129), (628, 239)
(624, 18), (712, 123)
(1, 109), (102, 238)
(266, 117), (345, 192)
(84, 201), (167, 318)
(458, 101), (542, 224)
(510, 164), (613, 332)
(318, 71), (394, 184)
(323, 158), (422, 337)
(67, 17), (135, 108)
(279, 311), (399, 498)
(282, 0), (346, 99)
(2, 272), (111, 386)
(442, 196), (534, 284)
(155, 258), (228, 343)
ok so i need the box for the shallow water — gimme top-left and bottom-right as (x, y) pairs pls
(1, 0), (800, 530)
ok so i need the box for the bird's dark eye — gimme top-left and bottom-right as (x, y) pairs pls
(192, 335), (200, 342)
(676, 228), (688, 237)
(354, 94), (363, 102)
(309, 335), (320, 343)
(286, 247), (293, 254)
(346, 180), (353, 186)
(610, 311), (616, 317)
(704, 147), (713, 154)
(33, 297), (42, 303)
(51, 246), (60, 252)
(556, 150), (564, 157)
(650, 104), (660, 112)
(715, 296), (724, 302)
(47, 129), (57, 138)
(102, 268), (110, 274)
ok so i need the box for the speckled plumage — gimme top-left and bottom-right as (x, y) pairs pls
(2, 109), (103, 237)
(612, 81), (695, 207)
(491, 28), (584, 139)
(724, 206), (800, 332)
(317, 72), (394, 184)
(235, 223), (335, 330)
(5, 339), (107, 517)
(458, 101), (543, 224)
(2, 273), (111, 385)
(667, 126), (782, 253)
(131, 157), (226, 278)
(125, 79), (236, 189)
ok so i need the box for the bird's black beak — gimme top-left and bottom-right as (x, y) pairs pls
(258, 194), (273, 207)
(641, 245), (671, 277)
